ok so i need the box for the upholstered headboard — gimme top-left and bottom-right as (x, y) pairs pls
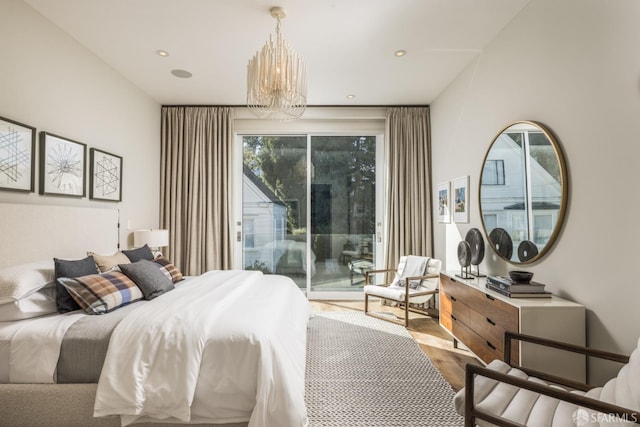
(0, 203), (119, 268)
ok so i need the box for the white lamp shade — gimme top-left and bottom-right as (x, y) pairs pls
(134, 229), (169, 248)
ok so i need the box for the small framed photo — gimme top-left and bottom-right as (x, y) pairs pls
(0, 116), (36, 192)
(452, 175), (469, 223)
(39, 132), (86, 197)
(90, 148), (122, 202)
(436, 181), (450, 223)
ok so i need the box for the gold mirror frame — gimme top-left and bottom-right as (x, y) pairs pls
(479, 121), (568, 264)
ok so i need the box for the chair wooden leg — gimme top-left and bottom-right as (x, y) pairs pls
(404, 303), (409, 327)
(364, 293), (369, 314)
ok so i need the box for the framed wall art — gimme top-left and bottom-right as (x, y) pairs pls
(0, 116), (36, 192)
(39, 132), (86, 197)
(436, 181), (450, 223)
(90, 148), (122, 202)
(452, 175), (469, 223)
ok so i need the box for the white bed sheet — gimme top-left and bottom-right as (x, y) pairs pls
(94, 270), (311, 427)
(0, 311), (84, 383)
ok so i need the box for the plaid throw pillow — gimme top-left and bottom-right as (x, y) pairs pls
(152, 257), (184, 283)
(58, 271), (143, 315)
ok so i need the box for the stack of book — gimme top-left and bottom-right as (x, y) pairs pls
(486, 275), (552, 298)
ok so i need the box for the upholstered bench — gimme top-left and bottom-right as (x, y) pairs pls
(455, 332), (640, 426)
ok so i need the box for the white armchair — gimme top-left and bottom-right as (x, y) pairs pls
(363, 256), (441, 327)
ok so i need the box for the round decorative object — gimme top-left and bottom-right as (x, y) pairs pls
(489, 228), (513, 260)
(465, 228), (485, 266)
(509, 270), (534, 283)
(457, 240), (472, 267)
(518, 240), (539, 262)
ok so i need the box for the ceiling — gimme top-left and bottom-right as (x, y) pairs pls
(24, 0), (530, 106)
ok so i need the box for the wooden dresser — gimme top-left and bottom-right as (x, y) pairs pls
(439, 272), (586, 382)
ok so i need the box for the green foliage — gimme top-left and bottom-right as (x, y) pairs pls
(243, 135), (376, 235)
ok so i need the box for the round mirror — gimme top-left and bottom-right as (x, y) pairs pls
(479, 121), (568, 264)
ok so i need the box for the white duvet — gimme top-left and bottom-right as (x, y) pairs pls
(454, 337), (640, 426)
(93, 270), (311, 427)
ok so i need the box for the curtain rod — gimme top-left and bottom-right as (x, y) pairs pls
(161, 104), (430, 108)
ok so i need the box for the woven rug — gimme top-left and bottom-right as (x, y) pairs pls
(305, 311), (463, 427)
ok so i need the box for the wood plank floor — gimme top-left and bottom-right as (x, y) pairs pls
(310, 300), (482, 392)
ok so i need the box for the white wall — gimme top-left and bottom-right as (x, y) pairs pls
(0, 0), (160, 250)
(431, 0), (640, 384)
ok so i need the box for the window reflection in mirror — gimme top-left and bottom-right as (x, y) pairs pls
(480, 121), (567, 264)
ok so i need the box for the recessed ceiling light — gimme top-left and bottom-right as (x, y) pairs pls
(347, 94), (356, 99)
(156, 49), (169, 57)
(171, 69), (192, 79)
(394, 50), (407, 57)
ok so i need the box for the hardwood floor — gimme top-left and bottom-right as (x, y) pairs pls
(309, 300), (482, 392)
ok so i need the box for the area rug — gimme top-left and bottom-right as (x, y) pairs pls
(306, 311), (463, 426)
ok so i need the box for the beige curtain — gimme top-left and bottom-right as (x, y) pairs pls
(385, 106), (433, 269)
(160, 106), (233, 275)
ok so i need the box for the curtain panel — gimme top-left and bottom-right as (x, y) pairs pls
(384, 106), (433, 269)
(160, 106), (233, 275)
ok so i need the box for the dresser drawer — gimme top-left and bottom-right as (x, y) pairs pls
(475, 292), (519, 331)
(467, 308), (520, 363)
(442, 275), (518, 331)
(440, 289), (471, 325)
(451, 314), (502, 364)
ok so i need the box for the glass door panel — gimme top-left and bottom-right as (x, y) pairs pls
(242, 135), (307, 289)
(310, 136), (376, 292)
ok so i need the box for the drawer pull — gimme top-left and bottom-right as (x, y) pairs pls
(450, 296), (457, 302)
(486, 318), (496, 326)
(485, 293), (495, 301)
(486, 341), (497, 350)
(451, 314), (457, 321)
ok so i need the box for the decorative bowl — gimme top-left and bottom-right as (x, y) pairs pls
(509, 270), (533, 283)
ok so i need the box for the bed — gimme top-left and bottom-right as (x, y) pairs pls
(0, 203), (311, 427)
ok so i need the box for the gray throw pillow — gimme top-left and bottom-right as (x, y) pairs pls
(122, 244), (155, 262)
(119, 260), (174, 300)
(54, 256), (99, 313)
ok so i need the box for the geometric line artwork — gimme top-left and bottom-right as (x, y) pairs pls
(90, 148), (122, 202)
(39, 132), (86, 197)
(47, 142), (83, 191)
(0, 116), (35, 192)
(95, 155), (119, 196)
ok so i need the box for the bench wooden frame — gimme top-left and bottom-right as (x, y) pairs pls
(464, 331), (639, 427)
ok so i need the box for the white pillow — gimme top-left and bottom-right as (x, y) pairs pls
(0, 287), (57, 321)
(0, 260), (55, 304)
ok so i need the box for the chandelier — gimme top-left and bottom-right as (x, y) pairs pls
(247, 7), (307, 121)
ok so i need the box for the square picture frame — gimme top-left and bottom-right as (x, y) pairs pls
(90, 148), (122, 202)
(39, 132), (87, 197)
(0, 116), (36, 192)
(436, 181), (451, 223)
(452, 175), (469, 223)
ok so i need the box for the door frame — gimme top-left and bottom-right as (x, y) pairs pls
(232, 108), (387, 300)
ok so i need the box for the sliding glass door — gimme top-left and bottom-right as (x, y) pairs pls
(238, 134), (382, 298)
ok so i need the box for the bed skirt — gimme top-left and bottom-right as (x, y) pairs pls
(0, 383), (248, 427)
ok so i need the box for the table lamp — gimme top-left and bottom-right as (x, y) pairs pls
(133, 229), (169, 251)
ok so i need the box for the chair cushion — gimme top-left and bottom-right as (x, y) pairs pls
(363, 284), (436, 304)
